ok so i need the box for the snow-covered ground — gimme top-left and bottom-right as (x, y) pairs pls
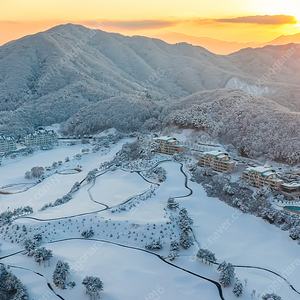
(90, 169), (150, 206)
(1, 141), (300, 300)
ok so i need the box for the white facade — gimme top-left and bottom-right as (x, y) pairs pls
(25, 129), (58, 147)
(0, 135), (16, 153)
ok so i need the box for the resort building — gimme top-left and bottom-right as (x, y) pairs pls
(280, 182), (300, 198)
(25, 129), (58, 147)
(151, 136), (184, 155)
(198, 150), (235, 172)
(0, 135), (17, 153)
(242, 166), (283, 189)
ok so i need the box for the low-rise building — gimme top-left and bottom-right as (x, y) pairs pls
(151, 136), (184, 155)
(198, 150), (235, 172)
(0, 135), (16, 153)
(25, 129), (58, 147)
(242, 166), (283, 189)
(280, 182), (300, 198)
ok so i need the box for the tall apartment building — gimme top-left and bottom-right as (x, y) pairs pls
(242, 166), (283, 189)
(0, 135), (17, 153)
(151, 136), (184, 155)
(25, 129), (58, 147)
(198, 150), (235, 172)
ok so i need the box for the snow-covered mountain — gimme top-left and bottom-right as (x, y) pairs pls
(61, 88), (300, 164)
(0, 23), (300, 137)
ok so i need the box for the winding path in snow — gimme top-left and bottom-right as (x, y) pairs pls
(0, 261), (65, 300)
(0, 237), (225, 300)
(3, 159), (300, 299)
(48, 237), (226, 300)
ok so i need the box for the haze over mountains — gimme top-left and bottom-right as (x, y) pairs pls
(154, 31), (300, 55)
(1, 24), (300, 162)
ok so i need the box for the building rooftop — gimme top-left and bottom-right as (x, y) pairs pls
(26, 129), (57, 138)
(200, 150), (234, 162)
(0, 135), (15, 141)
(245, 166), (276, 174)
(271, 178), (284, 182)
(201, 150), (229, 157)
(153, 136), (177, 142)
(281, 182), (300, 188)
(152, 136), (183, 145)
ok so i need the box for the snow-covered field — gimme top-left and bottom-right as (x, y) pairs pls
(1, 139), (300, 300)
(90, 169), (150, 206)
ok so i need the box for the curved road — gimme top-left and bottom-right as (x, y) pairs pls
(2, 159), (300, 299)
(0, 261), (64, 300)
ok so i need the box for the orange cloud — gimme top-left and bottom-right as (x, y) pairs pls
(216, 14), (297, 25)
(0, 14), (299, 47)
(82, 20), (177, 30)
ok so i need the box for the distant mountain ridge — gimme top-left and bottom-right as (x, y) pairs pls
(0, 24), (300, 139)
(153, 32), (258, 55)
(153, 31), (300, 55)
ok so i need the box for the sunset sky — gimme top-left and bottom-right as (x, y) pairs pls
(1, 0), (300, 46)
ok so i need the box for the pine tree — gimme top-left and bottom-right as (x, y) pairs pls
(0, 264), (29, 300)
(232, 280), (243, 297)
(217, 261), (235, 287)
(167, 198), (179, 210)
(170, 240), (180, 251)
(179, 232), (194, 249)
(33, 247), (45, 266)
(43, 248), (53, 267)
(82, 276), (104, 300)
(196, 249), (217, 265)
(262, 293), (282, 300)
(53, 260), (70, 289)
(81, 228), (95, 238)
(23, 238), (37, 256)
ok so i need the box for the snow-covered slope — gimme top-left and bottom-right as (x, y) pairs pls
(1, 141), (300, 300)
(1, 24), (300, 136)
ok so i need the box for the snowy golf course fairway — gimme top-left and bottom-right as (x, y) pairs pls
(1, 139), (300, 300)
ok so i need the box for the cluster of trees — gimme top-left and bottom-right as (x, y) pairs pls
(170, 240), (180, 251)
(33, 246), (53, 267)
(163, 89), (300, 164)
(191, 167), (300, 245)
(195, 249), (243, 297)
(81, 229), (95, 238)
(115, 139), (150, 163)
(262, 293), (282, 300)
(111, 185), (157, 213)
(217, 261), (236, 287)
(145, 239), (163, 250)
(168, 240), (180, 261)
(52, 260), (70, 289)
(25, 166), (44, 179)
(0, 264), (29, 300)
(74, 153), (82, 160)
(86, 169), (98, 183)
(82, 276), (104, 300)
(70, 181), (81, 193)
(152, 167), (166, 182)
(142, 166), (167, 182)
(196, 248), (217, 265)
(217, 261), (245, 297)
(23, 238), (38, 256)
(40, 193), (73, 211)
(232, 280), (243, 297)
(178, 207), (195, 249)
(167, 198), (179, 210)
(61, 95), (161, 136)
(40, 161), (85, 213)
(0, 206), (33, 226)
(23, 234), (45, 254)
(179, 208), (194, 233)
